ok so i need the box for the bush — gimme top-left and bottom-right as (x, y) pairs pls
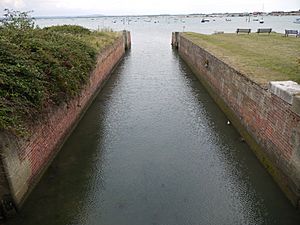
(44, 25), (91, 35)
(0, 10), (121, 135)
(0, 10), (119, 134)
(0, 26), (99, 134)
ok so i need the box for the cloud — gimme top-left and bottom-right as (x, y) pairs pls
(0, 0), (25, 9)
(0, 0), (299, 16)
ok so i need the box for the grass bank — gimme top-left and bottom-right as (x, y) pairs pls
(0, 24), (119, 135)
(182, 32), (300, 84)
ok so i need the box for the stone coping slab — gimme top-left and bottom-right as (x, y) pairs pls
(269, 81), (300, 104)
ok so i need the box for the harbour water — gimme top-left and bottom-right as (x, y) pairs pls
(35, 15), (300, 34)
(7, 15), (300, 225)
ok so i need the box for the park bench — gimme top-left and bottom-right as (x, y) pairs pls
(257, 28), (272, 34)
(284, 30), (299, 37)
(236, 28), (251, 34)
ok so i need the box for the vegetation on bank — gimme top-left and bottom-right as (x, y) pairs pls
(183, 32), (300, 84)
(0, 10), (119, 135)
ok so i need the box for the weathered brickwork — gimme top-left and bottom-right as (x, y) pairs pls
(0, 32), (130, 209)
(175, 33), (300, 207)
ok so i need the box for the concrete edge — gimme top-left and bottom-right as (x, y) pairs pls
(269, 81), (300, 105)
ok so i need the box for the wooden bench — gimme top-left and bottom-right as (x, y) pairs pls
(257, 28), (272, 34)
(285, 29), (299, 37)
(236, 28), (251, 34)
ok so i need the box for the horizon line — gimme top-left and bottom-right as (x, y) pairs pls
(31, 8), (300, 18)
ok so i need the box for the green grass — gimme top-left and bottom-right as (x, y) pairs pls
(0, 25), (120, 135)
(44, 25), (119, 51)
(183, 32), (300, 84)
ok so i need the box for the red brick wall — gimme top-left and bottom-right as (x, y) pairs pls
(0, 34), (127, 206)
(27, 37), (125, 184)
(177, 34), (300, 207)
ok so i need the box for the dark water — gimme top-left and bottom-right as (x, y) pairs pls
(8, 29), (300, 225)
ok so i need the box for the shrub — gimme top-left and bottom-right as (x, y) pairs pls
(0, 9), (121, 135)
(0, 10), (120, 135)
(44, 25), (91, 35)
(0, 26), (99, 134)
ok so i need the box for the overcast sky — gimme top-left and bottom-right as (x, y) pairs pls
(0, 0), (299, 16)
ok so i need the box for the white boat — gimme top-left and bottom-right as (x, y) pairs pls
(259, 18), (264, 24)
(294, 18), (300, 24)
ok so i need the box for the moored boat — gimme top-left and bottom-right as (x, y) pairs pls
(201, 18), (210, 23)
(294, 18), (300, 24)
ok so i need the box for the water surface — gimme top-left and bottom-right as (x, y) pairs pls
(8, 16), (300, 225)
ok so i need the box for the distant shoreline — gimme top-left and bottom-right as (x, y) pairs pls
(23, 9), (300, 19)
(1, 9), (299, 20)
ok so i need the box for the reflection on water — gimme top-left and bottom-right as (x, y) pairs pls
(8, 16), (300, 225)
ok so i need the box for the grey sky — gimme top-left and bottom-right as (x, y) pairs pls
(0, 0), (299, 16)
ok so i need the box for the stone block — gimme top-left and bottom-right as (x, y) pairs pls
(292, 94), (300, 116)
(269, 81), (300, 104)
